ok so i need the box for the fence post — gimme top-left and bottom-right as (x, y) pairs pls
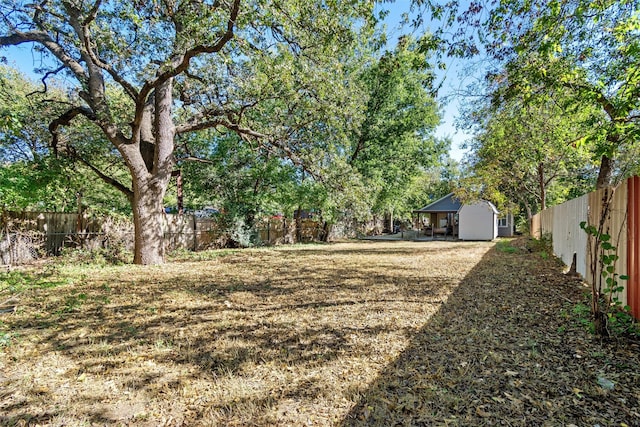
(192, 215), (197, 251)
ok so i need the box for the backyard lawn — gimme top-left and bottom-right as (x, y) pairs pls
(0, 239), (638, 426)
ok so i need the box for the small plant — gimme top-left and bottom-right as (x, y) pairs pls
(529, 233), (552, 250)
(527, 234), (553, 260)
(573, 302), (595, 334)
(59, 292), (88, 314)
(496, 240), (518, 254)
(580, 220), (636, 337)
(0, 331), (12, 347)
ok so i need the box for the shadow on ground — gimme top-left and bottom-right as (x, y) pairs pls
(340, 245), (640, 426)
(1, 240), (639, 426)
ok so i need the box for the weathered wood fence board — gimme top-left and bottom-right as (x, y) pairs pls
(627, 176), (640, 319)
(531, 176), (639, 318)
(0, 211), (333, 265)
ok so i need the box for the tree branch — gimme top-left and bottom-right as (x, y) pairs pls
(132, 0), (241, 133)
(74, 155), (133, 199)
(0, 30), (87, 80)
(26, 65), (66, 96)
(48, 106), (96, 156)
(78, 2), (139, 100)
(179, 156), (216, 165)
(174, 108), (229, 134)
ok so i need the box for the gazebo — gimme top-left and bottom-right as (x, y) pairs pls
(413, 193), (461, 238)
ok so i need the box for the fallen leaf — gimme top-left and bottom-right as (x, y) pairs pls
(476, 406), (491, 417)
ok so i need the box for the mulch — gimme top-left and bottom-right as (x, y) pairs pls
(0, 238), (639, 426)
(343, 239), (640, 426)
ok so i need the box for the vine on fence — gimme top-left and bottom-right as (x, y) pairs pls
(580, 221), (635, 337)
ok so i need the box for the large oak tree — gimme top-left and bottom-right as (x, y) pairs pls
(0, 0), (376, 264)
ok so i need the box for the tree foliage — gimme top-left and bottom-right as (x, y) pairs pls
(0, 65), (130, 212)
(417, 0), (640, 188)
(462, 86), (598, 218)
(349, 36), (445, 219)
(0, 0), (378, 264)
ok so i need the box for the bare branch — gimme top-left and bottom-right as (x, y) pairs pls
(74, 155), (133, 199)
(26, 65), (66, 96)
(179, 156), (216, 165)
(0, 30), (87, 80)
(48, 106), (96, 156)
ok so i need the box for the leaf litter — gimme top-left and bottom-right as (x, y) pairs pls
(0, 238), (638, 426)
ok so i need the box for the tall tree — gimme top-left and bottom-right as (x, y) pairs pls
(426, 0), (640, 188)
(0, 1), (376, 264)
(350, 36), (444, 221)
(464, 92), (597, 218)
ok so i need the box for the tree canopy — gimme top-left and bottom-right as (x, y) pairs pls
(0, 0), (380, 263)
(414, 0), (639, 193)
(349, 36), (445, 220)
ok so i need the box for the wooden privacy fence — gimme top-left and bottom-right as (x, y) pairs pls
(0, 211), (331, 265)
(0, 211), (134, 264)
(164, 216), (328, 250)
(531, 175), (640, 319)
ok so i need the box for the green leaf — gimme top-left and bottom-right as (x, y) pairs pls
(601, 242), (614, 251)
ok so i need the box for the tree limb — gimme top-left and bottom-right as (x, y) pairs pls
(78, 3), (138, 100)
(27, 65), (66, 96)
(48, 106), (96, 156)
(74, 155), (133, 199)
(132, 0), (241, 134)
(179, 156), (216, 164)
(0, 31), (87, 81)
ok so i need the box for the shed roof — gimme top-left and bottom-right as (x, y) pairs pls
(486, 201), (499, 214)
(458, 199), (499, 215)
(414, 193), (462, 213)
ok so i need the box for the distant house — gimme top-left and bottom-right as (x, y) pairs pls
(413, 193), (462, 238)
(497, 212), (516, 237)
(413, 193), (502, 241)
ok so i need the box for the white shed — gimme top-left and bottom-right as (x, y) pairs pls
(458, 200), (499, 241)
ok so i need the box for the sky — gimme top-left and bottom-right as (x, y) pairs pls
(3, 2), (474, 162)
(377, 1), (475, 162)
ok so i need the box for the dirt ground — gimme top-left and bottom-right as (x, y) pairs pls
(0, 239), (638, 426)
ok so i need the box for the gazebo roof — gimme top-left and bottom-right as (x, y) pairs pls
(414, 193), (462, 213)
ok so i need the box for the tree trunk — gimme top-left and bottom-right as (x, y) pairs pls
(321, 221), (330, 242)
(295, 206), (302, 243)
(537, 163), (546, 211)
(132, 178), (168, 265)
(172, 169), (184, 214)
(126, 79), (175, 265)
(596, 154), (614, 190)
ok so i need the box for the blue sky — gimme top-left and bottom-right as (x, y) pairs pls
(4, 2), (473, 161)
(377, 1), (474, 162)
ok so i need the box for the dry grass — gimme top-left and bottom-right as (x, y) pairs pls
(0, 239), (638, 426)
